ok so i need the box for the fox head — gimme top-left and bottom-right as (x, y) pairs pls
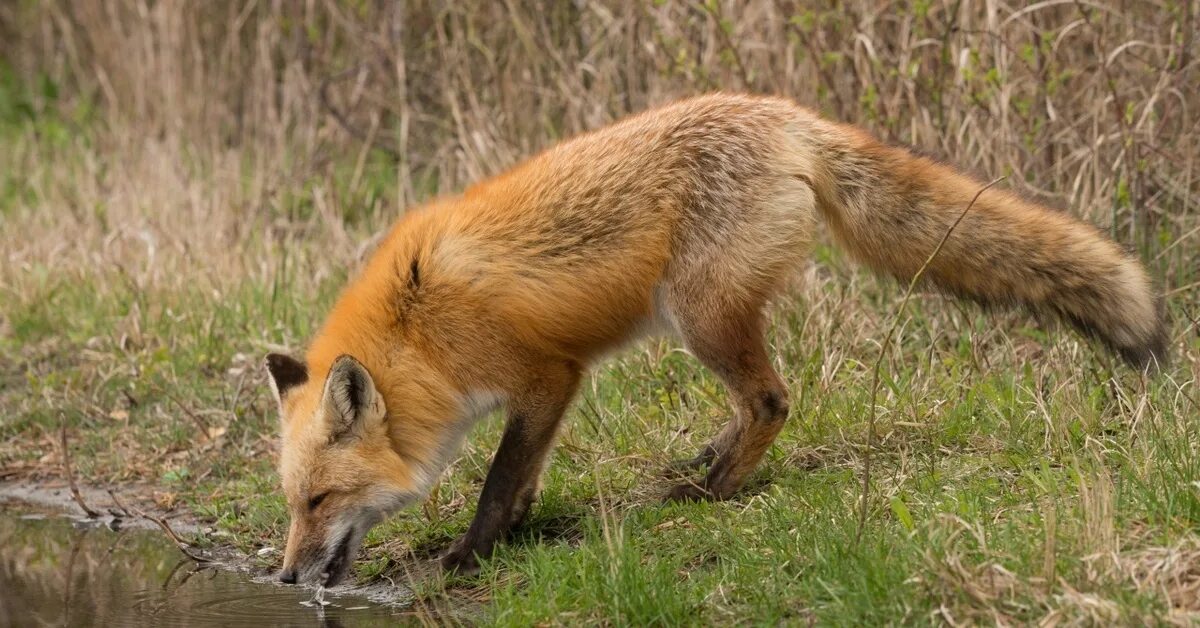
(265, 352), (422, 587)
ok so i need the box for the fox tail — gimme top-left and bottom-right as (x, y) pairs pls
(807, 124), (1166, 369)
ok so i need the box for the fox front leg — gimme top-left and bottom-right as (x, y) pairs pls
(441, 364), (580, 574)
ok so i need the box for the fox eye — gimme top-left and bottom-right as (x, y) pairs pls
(307, 492), (329, 511)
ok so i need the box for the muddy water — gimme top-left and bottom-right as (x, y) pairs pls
(0, 512), (410, 627)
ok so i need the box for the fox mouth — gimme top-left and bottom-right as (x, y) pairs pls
(320, 530), (355, 587)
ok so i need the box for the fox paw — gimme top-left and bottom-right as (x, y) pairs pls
(664, 481), (714, 503)
(440, 539), (483, 576)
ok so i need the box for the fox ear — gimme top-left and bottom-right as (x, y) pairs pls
(265, 353), (308, 405)
(321, 354), (383, 442)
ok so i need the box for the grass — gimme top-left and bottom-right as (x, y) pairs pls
(2, 0), (1199, 624)
(4, 249), (1197, 624)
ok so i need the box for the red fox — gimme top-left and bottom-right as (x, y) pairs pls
(265, 93), (1165, 586)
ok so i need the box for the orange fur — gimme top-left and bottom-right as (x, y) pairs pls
(267, 93), (1166, 584)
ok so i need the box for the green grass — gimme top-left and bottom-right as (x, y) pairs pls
(3, 255), (1197, 624)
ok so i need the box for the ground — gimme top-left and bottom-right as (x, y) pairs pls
(3, 236), (1198, 623)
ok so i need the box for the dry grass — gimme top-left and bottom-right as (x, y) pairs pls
(1, 0), (1198, 623)
(2, 1), (1197, 284)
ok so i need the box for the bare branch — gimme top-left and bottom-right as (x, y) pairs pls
(128, 504), (213, 564)
(59, 421), (101, 519)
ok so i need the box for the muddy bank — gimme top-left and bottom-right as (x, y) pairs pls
(0, 481), (415, 625)
(0, 480), (202, 532)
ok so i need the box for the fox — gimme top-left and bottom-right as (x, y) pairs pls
(264, 93), (1166, 587)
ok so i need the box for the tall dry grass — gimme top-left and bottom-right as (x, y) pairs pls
(1, 0), (1196, 298)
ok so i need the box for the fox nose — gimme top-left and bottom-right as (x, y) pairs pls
(279, 568), (298, 584)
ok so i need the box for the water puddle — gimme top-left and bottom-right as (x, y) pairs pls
(0, 511), (411, 627)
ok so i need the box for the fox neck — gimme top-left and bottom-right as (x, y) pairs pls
(380, 376), (506, 498)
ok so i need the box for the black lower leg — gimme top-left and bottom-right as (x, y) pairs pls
(442, 417), (546, 572)
(442, 368), (577, 573)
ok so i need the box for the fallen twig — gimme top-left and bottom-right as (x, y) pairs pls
(855, 177), (1006, 544)
(106, 488), (133, 518)
(59, 421), (102, 518)
(0, 467), (26, 480)
(128, 504), (213, 564)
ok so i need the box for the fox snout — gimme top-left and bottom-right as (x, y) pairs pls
(278, 566), (298, 584)
(278, 507), (363, 588)
(279, 525), (359, 587)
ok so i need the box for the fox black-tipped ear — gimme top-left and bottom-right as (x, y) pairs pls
(322, 354), (382, 441)
(266, 353), (308, 403)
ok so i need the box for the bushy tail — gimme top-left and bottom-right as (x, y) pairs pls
(809, 125), (1167, 369)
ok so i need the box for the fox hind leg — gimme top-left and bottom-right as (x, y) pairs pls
(660, 166), (812, 490)
(664, 298), (790, 501)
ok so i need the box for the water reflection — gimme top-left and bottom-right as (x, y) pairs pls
(0, 513), (407, 627)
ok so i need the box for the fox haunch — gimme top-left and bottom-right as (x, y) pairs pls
(265, 93), (1166, 585)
